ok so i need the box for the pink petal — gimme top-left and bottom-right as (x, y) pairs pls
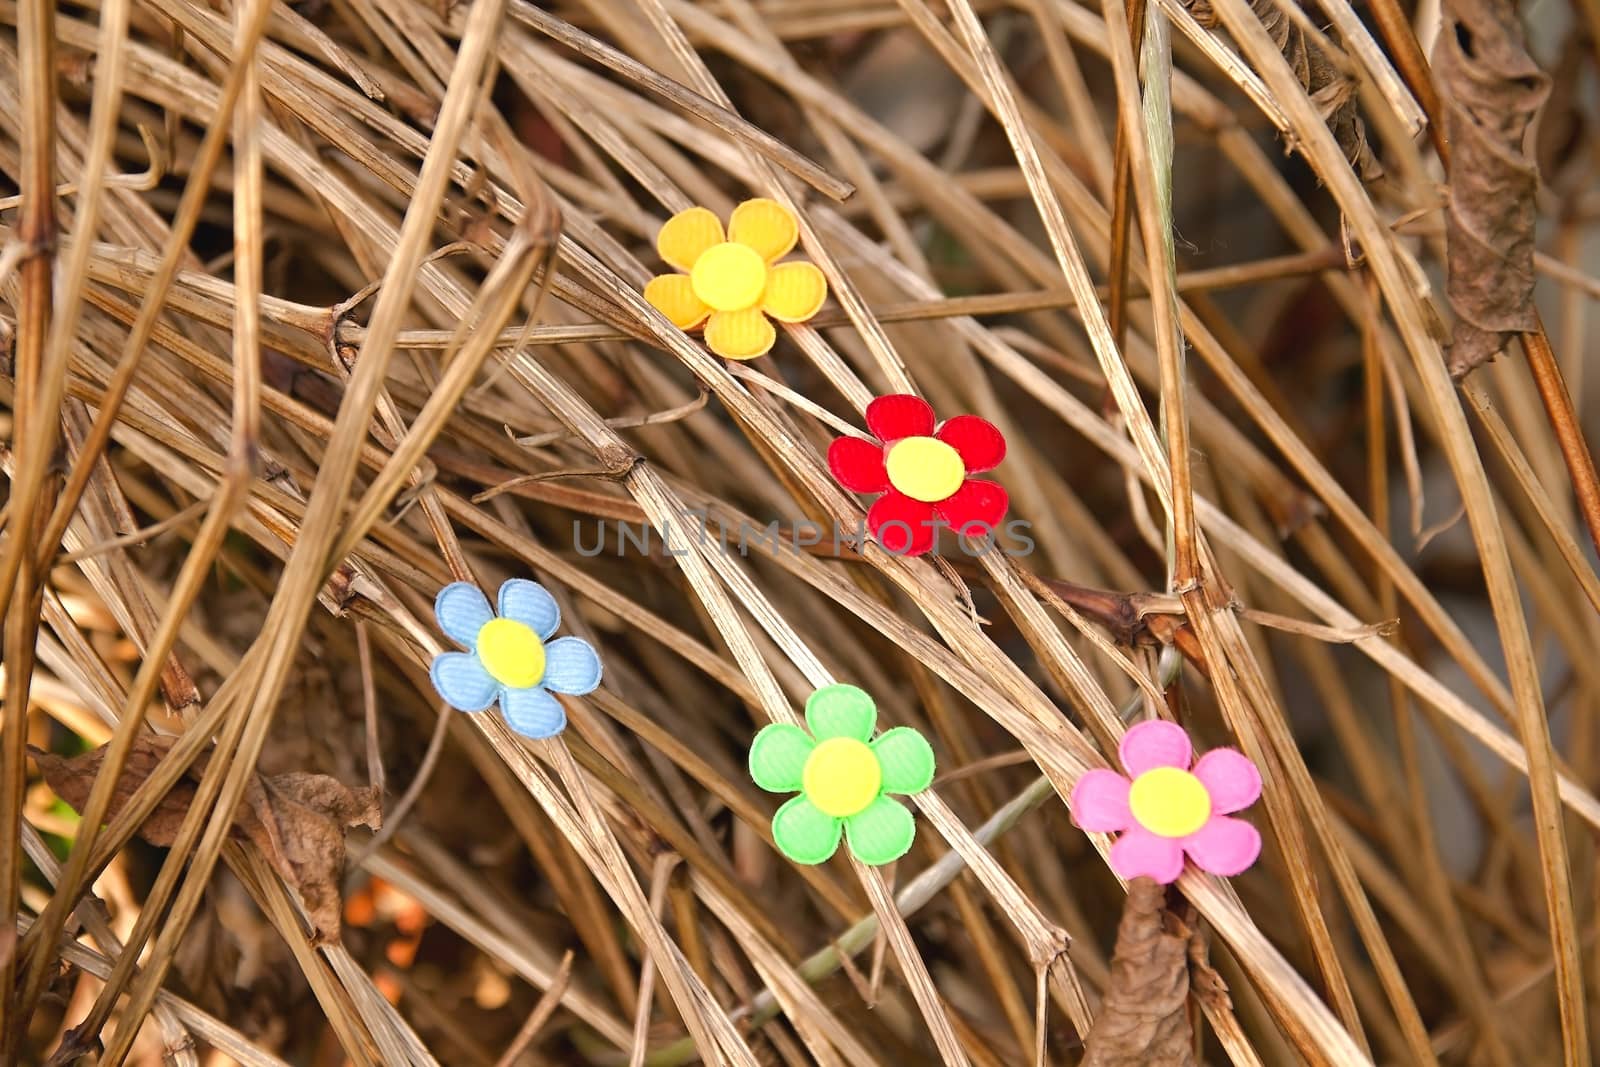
(1109, 826), (1185, 884)
(1119, 720), (1192, 776)
(1192, 748), (1261, 814)
(1070, 770), (1133, 832)
(1183, 816), (1261, 877)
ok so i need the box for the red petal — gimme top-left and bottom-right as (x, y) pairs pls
(868, 491), (938, 556)
(935, 479), (1009, 535)
(937, 415), (1006, 473)
(866, 394), (935, 442)
(828, 436), (889, 493)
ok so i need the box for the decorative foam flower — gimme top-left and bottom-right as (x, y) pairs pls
(1070, 720), (1262, 884)
(749, 684), (935, 866)
(827, 394), (1008, 556)
(430, 580), (602, 739)
(643, 198), (828, 360)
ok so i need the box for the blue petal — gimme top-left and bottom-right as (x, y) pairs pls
(435, 583), (494, 648)
(430, 652), (499, 711)
(502, 686), (567, 738)
(542, 636), (602, 695)
(498, 579), (561, 640)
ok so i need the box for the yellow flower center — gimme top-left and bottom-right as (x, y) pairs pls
(802, 737), (882, 817)
(1128, 767), (1211, 838)
(885, 436), (965, 503)
(690, 242), (767, 312)
(476, 618), (546, 688)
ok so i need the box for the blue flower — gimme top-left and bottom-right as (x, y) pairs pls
(429, 579), (602, 739)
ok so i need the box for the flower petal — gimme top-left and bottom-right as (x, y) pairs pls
(1109, 825), (1186, 884)
(1192, 748), (1262, 815)
(750, 723), (816, 792)
(728, 198), (798, 262)
(1183, 815), (1261, 877)
(867, 491), (938, 556)
(827, 436), (889, 493)
(771, 795), (843, 864)
(498, 578), (561, 640)
(872, 728), (935, 795)
(1070, 769), (1133, 832)
(1120, 720), (1193, 776)
(502, 686), (567, 739)
(704, 308), (776, 360)
(844, 796), (915, 866)
(936, 415), (1006, 473)
(435, 582), (493, 648)
(644, 274), (710, 329)
(865, 394), (935, 442)
(541, 636), (602, 695)
(933, 479), (1009, 537)
(430, 652), (499, 712)
(805, 683), (876, 742)
(761, 261), (827, 322)
(657, 206), (724, 272)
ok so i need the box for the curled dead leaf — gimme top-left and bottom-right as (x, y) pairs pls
(247, 773), (381, 944)
(30, 738), (380, 944)
(1182, 0), (1381, 180)
(1082, 879), (1196, 1067)
(29, 738), (196, 847)
(1436, 0), (1550, 378)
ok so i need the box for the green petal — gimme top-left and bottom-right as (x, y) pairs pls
(844, 796), (915, 866)
(871, 727), (935, 795)
(771, 796), (843, 865)
(805, 683), (876, 742)
(749, 723), (815, 793)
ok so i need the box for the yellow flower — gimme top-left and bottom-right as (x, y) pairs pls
(643, 199), (829, 360)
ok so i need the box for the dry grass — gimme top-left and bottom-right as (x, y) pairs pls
(3, 0), (1599, 1063)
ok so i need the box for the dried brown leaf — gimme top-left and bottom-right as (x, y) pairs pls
(242, 773), (381, 944)
(29, 738), (196, 846)
(1081, 879), (1196, 1067)
(1182, 0), (1381, 179)
(31, 739), (379, 944)
(1436, 0), (1550, 377)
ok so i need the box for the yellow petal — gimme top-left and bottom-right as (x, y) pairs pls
(704, 308), (776, 360)
(657, 207), (724, 272)
(728, 198), (798, 263)
(761, 261), (827, 323)
(644, 274), (710, 329)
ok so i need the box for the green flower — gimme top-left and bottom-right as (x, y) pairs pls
(749, 684), (936, 866)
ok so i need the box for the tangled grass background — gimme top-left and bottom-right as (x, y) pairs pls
(3, 0), (1600, 1063)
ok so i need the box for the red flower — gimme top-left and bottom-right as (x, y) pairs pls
(826, 395), (1008, 556)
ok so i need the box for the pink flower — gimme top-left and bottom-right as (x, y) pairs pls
(1070, 720), (1262, 884)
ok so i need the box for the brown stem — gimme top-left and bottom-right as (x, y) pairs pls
(1104, 0), (1150, 355)
(0, 1), (55, 1056)
(1521, 321), (1600, 563)
(1362, 0), (1449, 164)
